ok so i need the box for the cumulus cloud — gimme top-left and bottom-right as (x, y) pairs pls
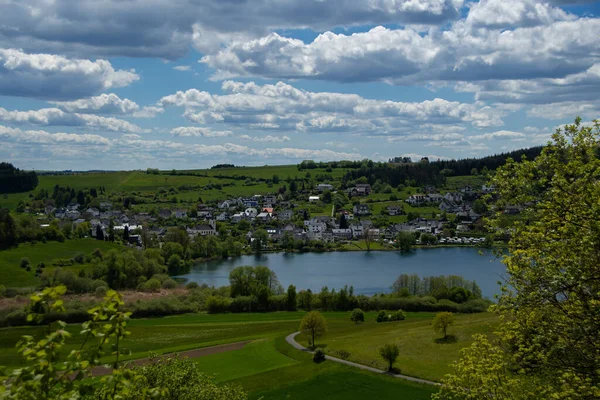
(0, 125), (110, 146)
(169, 127), (232, 137)
(0, 107), (147, 133)
(470, 130), (526, 140)
(51, 94), (140, 115)
(204, 18), (600, 84)
(0, 0), (463, 59)
(157, 80), (505, 135)
(239, 134), (291, 142)
(465, 0), (573, 29)
(0, 49), (139, 100)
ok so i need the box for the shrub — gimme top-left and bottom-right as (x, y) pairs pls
(161, 278), (178, 289)
(313, 348), (326, 363)
(205, 296), (232, 314)
(186, 282), (199, 290)
(72, 252), (85, 264)
(230, 296), (258, 313)
(0, 285), (5, 298)
(350, 308), (365, 324)
(331, 349), (350, 360)
(137, 278), (162, 293)
(389, 310), (406, 321)
(95, 286), (108, 298)
(379, 343), (400, 372)
(19, 257), (30, 269)
(376, 310), (387, 323)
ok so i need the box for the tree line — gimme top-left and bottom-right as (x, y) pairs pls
(0, 162), (38, 193)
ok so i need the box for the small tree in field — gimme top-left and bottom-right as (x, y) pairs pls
(379, 343), (400, 372)
(300, 311), (327, 349)
(432, 312), (455, 339)
(350, 308), (365, 324)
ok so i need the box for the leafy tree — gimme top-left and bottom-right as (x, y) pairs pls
(350, 308), (365, 324)
(432, 312), (455, 339)
(20, 257), (30, 270)
(252, 229), (269, 252)
(472, 198), (488, 214)
(95, 224), (104, 241)
(123, 225), (130, 242)
(321, 190), (332, 203)
(286, 284), (297, 311)
(300, 311), (327, 349)
(436, 119), (600, 400)
(379, 343), (400, 372)
(396, 231), (415, 252)
(167, 254), (183, 275)
(0, 208), (17, 249)
(338, 213), (348, 229)
(281, 231), (295, 252)
(298, 289), (313, 311)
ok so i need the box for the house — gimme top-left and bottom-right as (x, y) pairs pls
(242, 198), (259, 207)
(349, 224), (364, 239)
(279, 209), (294, 221)
(216, 212), (230, 221)
(54, 207), (67, 219)
(245, 207), (258, 218)
(263, 195), (277, 205)
(353, 204), (370, 216)
(444, 192), (463, 203)
(332, 228), (352, 240)
(308, 222), (327, 234)
(439, 200), (458, 213)
(186, 220), (217, 236)
(262, 207), (274, 214)
(406, 195), (426, 206)
(316, 183), (334, 192)
(355, 184), (372, 195)
(231, 213), (245, 223)
(426, 194), (444, 203)
(309, 196), (320, 202)
(158, 209), (172, 219)
(460, 186), (476, 196)
(99, 202), (113, 210)
(386, 205), (404, 216)
(67, 202), (80, 211)
(482, 185), (496, 194)
(174, 209), (187, 219)
(85, 207), (100, 217)
(218, 200), (236, 210)
(65, 210), (81, 220)
(256, 212), (272, 222)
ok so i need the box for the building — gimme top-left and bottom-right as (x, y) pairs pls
(387, 205), (404, 216)
(316, 183), (334, 192)
(353, 203), (370, 216)
(309, 196), (320, 202)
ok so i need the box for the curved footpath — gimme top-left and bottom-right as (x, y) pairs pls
(285, 332), (439, 386)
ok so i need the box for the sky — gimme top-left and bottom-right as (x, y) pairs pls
(0, 0), (599, 171)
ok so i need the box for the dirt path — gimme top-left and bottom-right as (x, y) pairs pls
(285, 332), (439, 386)
(88, 340), (251, 377)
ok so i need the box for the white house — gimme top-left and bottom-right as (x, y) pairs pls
(309, 196), (320, 202)
(353, 204), (370, 216)
(316, 183), (334, 192)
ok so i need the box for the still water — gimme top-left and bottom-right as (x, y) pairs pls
(180, 247), (506, 299)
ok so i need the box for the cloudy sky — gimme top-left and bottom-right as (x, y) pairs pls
(0, 0), (599, 170)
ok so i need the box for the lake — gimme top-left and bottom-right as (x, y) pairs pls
(180, 247), (506, 299)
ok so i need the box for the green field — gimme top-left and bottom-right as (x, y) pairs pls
(195, 338), (299, 382)
(0, 310), (496, 398)
(0, 239), (122, 287)
(296, 311), (498, 382)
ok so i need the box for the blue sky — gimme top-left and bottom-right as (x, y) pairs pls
(0, 0), (598, 170)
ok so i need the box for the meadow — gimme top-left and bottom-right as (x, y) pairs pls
(0, 239), (121, 287)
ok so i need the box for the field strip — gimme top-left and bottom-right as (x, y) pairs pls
(285, 332), (439, 386)
(88, 340), (252, 377)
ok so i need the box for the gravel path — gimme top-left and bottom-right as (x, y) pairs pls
(285, 331), (439, 386)
(88, 340), (251, 377)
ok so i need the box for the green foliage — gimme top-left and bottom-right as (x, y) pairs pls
(432, 312), (455, 339)
(379, 343), (400, 371)
(350, 308), (365, 324)
(437, 119), (600, 399)
(313, 348), (326, 363)
(103, 354), (247, 400)
(300, 311), (327, 349)
(395, 231), (415, 252)
(286, 284), (297, 311)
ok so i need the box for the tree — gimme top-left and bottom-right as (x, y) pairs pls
(286, 284), (297, 311)
(363, 228), (376, 252)
(436, 119), (600, 400)
(20, 257), (30, 270)
(0, 208), (17, 249)
(298, 289), (313, 311)
(281, 230), (295, 252)
(396, 231), (415, 252)
(123, 225), (130, 242)
(167, 254), (183, 275)
(252, 229), (269, 252)
(472, 198), (488, 214)
(432, 312), (455, 339)
(322, 190), (332, 203)
(379, 343), (400, 372)
(338, 213), (348, 229)
(350, 308), (365, 324)
(95, 224), (104, 241)
(300, 311), (327, 349)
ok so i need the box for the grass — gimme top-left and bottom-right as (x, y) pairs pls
(0, 239), (122, 287)
(194, 338), (298, 382)
(296, 311), (499, 382)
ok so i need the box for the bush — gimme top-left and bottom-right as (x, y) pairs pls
(376, 310), (387, 323)
(205, 296), (232, 314)
(95, 286), (108, 298)
(313, 348), (326, 363)
(350, 308), (365, 324)
(230, 296), (258, 313)
(389, 310), (406, 321)
(186, 282), (199, 290)
(72, 252), (85, 264)
(331, 349), (350, 360)
(137, 278), (162, 293)
(19, 257), (30, 269)
(161, 278), (178, 289)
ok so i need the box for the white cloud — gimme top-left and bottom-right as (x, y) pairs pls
(470, 130), (526, 140)
(169, 126), (232, 137)
(239, 134), (291, 142)
(157, 80), (505, 135)
(0, 125), (110, 146)
(0, 0), (463, 59)
(465, 0), (573, 29)
(52, 94), (140, 115)
(0, 49), (139, 100)
(173, 65), (192, 71)
(201, 16), (600, 86)
(0, 107), (147, 133)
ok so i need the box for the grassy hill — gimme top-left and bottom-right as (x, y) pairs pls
(0, 239), (122, 287)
